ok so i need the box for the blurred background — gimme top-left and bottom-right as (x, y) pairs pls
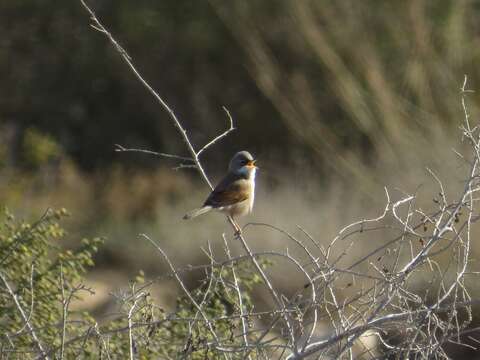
(2, 0), (480, 352)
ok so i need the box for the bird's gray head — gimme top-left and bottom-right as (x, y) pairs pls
(228, 151), (257, 177)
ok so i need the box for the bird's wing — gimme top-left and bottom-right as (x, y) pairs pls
(203, 174), (250, 208)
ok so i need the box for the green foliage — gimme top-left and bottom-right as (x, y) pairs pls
(0, 208), (102, 357)
(0, 209), (269, 358)
(22, 128), (61, 169)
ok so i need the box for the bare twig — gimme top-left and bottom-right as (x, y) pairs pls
(223, 235), (251, 360)
(114, 144), (194, 162)
(196, 106), (235, 157)
(127, 291), (145, 360)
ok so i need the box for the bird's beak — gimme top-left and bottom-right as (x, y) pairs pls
(246, 160), (258, 169)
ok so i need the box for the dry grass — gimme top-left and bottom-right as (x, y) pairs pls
(210, 0), (480, 191)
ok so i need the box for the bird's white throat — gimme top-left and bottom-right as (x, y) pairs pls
(249, 168), (256, 212)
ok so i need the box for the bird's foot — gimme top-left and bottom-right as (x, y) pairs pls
(234, 228), (243, 237)
(227, 216), (243, 237)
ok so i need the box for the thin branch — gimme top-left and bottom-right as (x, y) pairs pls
(223, 235), (251, 360)
(114, 144), (194, 162)
(128, 292), (145, 360)
(196, 106), (235, 157)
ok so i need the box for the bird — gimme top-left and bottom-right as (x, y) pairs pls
(183, 151), (258, 226)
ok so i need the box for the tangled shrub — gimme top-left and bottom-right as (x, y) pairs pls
(0, 209), (268, 359)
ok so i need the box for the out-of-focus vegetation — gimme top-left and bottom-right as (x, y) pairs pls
(2, 2), (480, 357)
(212, 0), (480, 186)
(0, 0), (283, 171)
(3, 0), (478, 174)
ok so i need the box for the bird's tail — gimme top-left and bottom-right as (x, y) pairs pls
(183, 206), (213, 220)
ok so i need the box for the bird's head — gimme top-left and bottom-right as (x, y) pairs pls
(229, 151), (257, 178)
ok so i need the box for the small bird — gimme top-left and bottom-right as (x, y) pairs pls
(183, 151), (258, 223)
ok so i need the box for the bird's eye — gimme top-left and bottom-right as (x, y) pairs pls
(241, 160), (247, 165)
